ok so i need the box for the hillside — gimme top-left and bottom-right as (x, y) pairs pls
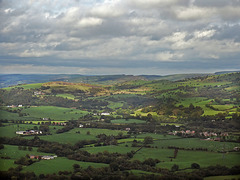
(0, 72), (240, 179)
(0, 73), (212, 88)
(0, 72), (239, 129)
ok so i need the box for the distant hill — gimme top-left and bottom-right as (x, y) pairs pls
(214, 70), (240, 75)
(0, 73), (214, 88)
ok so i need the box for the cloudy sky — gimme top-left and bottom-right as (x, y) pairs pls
(0, 0), (240, 75)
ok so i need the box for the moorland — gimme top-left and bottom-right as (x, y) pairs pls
(0, 72), (239, 179)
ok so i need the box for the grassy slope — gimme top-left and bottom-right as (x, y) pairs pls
(0, 145), (56, 171)
(22, 157), (108, 175)
(204, 175), (240, 180)
(3, 83), (43, 90)
(21, 106), (89, 120)
(24, 128), (128, 144)
(0, 123), (62, 138)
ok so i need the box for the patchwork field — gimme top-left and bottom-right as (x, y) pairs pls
(22, 157), (108, 176)
(23, 128), (129, 144)
(0, 124), (62, 138)
(111, 119), (146, 124)
(21, 106), (89, 120)
(0, 145), (56, 171)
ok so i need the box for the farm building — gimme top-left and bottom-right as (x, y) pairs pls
(16, 130), (42, 135)
(101, 113), (110, 116)
(41, 155), (57, 160)
(16, 131), (25, 135)
(30, 155), (57, 160)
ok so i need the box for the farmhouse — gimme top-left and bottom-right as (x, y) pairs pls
(30, 155), (57, 160)
(101, 112), (110, 116)
(16, 131), (25, 135)
(41, 155), (55, 160)
(16, 130), (42, 135)
(233, 147), (240, 151)
(34, 91), (44, 95)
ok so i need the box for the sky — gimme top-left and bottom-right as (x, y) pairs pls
(0, 0), (240, 75)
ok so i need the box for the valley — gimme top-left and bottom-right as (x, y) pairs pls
(0, 72), (239, 179)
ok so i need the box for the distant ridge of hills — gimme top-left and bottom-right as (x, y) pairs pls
(0, 71), (239, 88)
(214, 70), (240, 75)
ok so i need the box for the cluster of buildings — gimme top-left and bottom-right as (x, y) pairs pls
(16, 130), (42, 135)
(169, 130), (195, 136)
(93, 112), (111, 116)
(30, 155), (57, 160)
(7, 104), (23, 108)
(169, 130), (229, 140)
(34, 91), (45, 95)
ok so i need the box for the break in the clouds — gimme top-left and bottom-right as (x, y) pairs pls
(0, 0), (240, 75)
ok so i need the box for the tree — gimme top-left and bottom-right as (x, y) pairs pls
(0, 144), (4, 149)
(191, 163), (200, 169)
(143, 136), (153, 144)
(171, 164), (179, 172)
(73, 164), (80, 170)
(189, 103), (195, 110)
(39, 125), (49, 133)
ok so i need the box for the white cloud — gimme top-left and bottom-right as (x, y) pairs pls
(175, 6), (215, 21)
(194, 30), (216, 39)
(155, 51), (184, 61)
(77, 17), (103, 27)
(127, 0), (188, 9)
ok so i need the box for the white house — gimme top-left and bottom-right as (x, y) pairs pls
(101, 113), (110, 116)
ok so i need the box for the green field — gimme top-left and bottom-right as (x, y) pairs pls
(4, 83), (43, 90)
(83, 145), (138, 154)
(21, 106), (89, 120)
(0, 109), (36, 121)
(157, 150), (240, 170)
(22, 157), (108, 175)
(153, 138), (239, 152)
(204, 174), (240, 180)
(128, 169), (162, 176)
(0, 145), (56, 171)
(56, 93), (76, 100)
(130, 146), (240, 170)
(24, 128), (128, 144)
(111, 119), (146, 124)
(0, 123), (62, 138)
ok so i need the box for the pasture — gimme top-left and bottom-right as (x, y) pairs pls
(83, 145), (138, 154)
(24, 128), (129, 145)
(111, 119), (146, 124)
(21, 106), (89, 120)
(204, 175), (240, 180)
(153, 138), (239, 152)
(3, 83), (43, 90)
(22, 157), (108, 176)
(130, 146), (240, 170)
(156, 150), (240, 170)
(55, 93), (76, 100)
(0, 123), (62, 138)
(0, 145), (56, 171)
(0, 109), (35, 121)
